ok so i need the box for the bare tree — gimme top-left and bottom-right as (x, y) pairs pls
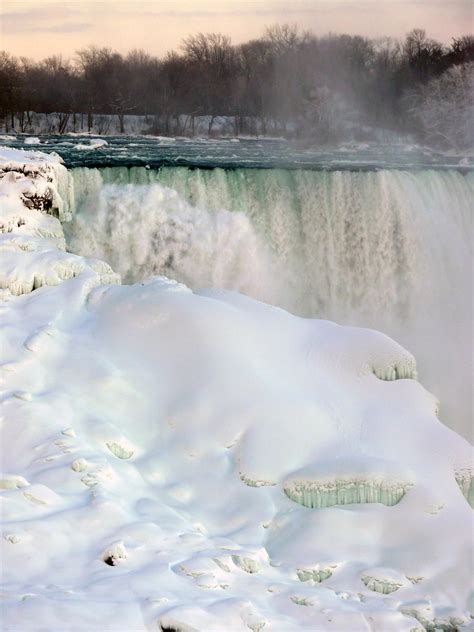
(1, 25), (473, 145)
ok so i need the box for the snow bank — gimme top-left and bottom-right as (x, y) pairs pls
(0, 146), (472, 631)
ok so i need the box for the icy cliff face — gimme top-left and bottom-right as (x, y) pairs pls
(0, 147), (473, 631)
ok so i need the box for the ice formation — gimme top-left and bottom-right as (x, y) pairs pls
(0, 147), (473, 631)
(360, 567), (410, 595)
(281, 457), (416, 509)
(297, 565), (337, 583)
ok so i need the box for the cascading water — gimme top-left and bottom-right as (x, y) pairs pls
(66, 165), (473, 441)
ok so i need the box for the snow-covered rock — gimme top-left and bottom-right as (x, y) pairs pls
(74, 138), (108, 150)
(0, 146), (472, 631)
(23, 137), (41, 145)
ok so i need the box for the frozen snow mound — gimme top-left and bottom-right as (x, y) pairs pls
(1, 146), (473, 631)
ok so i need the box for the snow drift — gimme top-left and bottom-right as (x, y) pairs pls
(0, 147), (473, 631)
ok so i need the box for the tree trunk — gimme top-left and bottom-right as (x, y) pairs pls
(208, 115), (215, 136)
(181, 114), (190, 135)
(58, 112), (70, 134)
(18, 112), (27, 133)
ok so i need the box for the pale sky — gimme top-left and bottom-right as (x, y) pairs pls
(1, 0), (472, 61)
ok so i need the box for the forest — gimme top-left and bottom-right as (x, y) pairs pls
(1, 25), (473, 148)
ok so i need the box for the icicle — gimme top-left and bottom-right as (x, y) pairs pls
(284, 478), (412, 508)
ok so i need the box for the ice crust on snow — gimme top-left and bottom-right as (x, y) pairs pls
(0, 146), (473, 631)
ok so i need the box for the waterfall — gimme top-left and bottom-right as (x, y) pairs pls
(66, 166), (473, 440)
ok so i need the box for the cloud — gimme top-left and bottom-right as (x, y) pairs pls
(1, 15), (92, 34)
(37, 22), (92, 33)
(0, 5), (92, 34)
(0, 0), (469, 56)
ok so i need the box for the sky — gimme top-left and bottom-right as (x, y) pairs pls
(1, 0), (472, 61)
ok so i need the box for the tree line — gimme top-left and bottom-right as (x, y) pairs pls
(0, 25), (473, 147)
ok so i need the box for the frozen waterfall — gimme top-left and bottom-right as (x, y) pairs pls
(66, 166), (473, 440)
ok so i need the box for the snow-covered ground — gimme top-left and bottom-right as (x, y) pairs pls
(0, 147), (473, 631)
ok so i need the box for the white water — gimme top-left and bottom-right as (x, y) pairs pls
(66, 166), (473, 440)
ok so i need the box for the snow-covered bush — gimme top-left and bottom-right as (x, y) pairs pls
(406, 62), (474, 150)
